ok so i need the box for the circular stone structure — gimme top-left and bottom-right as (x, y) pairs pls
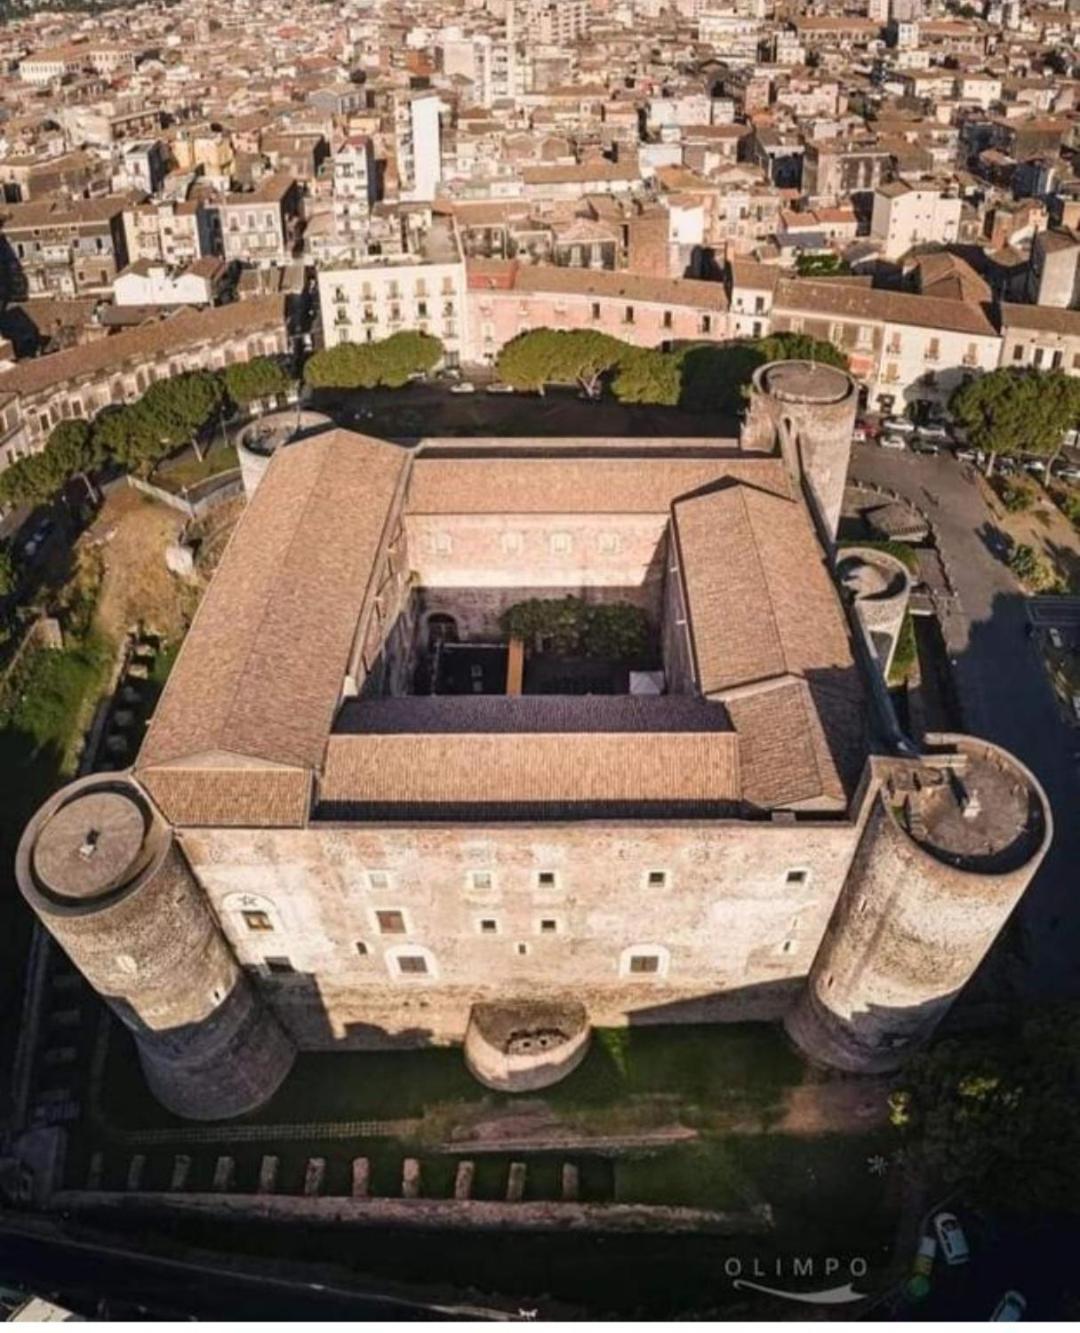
(17, 774), (296, 1119)
(786, 735), (1051, 1073)
(237, 409), (334, 497)
(464, 999), (591, 1093)
(742, 359), (860, 541)
(837, 545), (912, 679)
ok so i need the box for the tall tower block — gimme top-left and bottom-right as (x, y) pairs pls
(16, 775), (296, 1119)
(787, 736), (1051, 1073)
(741, 360), (859, 542)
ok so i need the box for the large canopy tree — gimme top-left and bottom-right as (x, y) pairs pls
(223, 356), (289, 408)
(950, 367), (1080, 476)
(496, 329), (625, 396)
(304, 331), (443, 389)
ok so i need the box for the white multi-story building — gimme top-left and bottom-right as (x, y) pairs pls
(317, 215), (468, 365)
(870, 180), (962, 261)
(332, 136), (378, 243)
(395, 93), (444, 204)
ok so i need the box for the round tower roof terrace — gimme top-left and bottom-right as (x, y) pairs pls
(755, 359), (856, 406)
(32, 786), (150, 903)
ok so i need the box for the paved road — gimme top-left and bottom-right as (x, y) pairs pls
(851, 443), (1080, 1003)
(0, 1219), (504, 1322)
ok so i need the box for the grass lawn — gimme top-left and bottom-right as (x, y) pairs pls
(152, 443), (237, 493)
(96, 1020), (803, 1135)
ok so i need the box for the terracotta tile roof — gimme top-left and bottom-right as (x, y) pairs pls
(727, 679), (847, 810)
(406, 454), (789, 516)
(137, 429), (409, 772)
(1000, 302), (1080, 335)
(672, 483), (856, 696)
(465, 259), (729, 310)
(0, 295), (285, 397)
(138, 765), (311, 827)
(318, 729), (741, 813)
(773, 278), (997, 336)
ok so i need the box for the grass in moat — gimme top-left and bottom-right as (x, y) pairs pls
(95, 1020), (803, 1134)
(151, 442), (237, 493)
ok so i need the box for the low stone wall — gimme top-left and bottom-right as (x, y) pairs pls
(127, 469), (244, 520)
(52, 1190), (774, 1236)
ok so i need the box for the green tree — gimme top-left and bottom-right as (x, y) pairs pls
(611, 347), (681, 406)
(91, 405), (158, 476)
(1007, 542), (1060, 592)
(304, 332), (443, 390)
(44, 418), (103, 502)
(223, 356), (289, 408)
(755, 331), (848, 368)
(950, 368), (1080, 476)
(892, 1006), (1080, 1214)
(496, 329), (625, 397)
(136, 370), (225, 464)
(0, 542), (16, 598)
(0, 453), (59, 510)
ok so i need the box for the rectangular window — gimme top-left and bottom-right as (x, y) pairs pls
(662, 310), (673, 329)
(591, 302), (601, 320)
(428, 532), (452, 555)
(539, 918), (558, 934)
(367, 871), (390, 891)
(397, 954), (429, 975)
(785, 869), (809, 885)
(501, 531), (523, 555)
(243, 910), (273, 932)
(701, 314), (713, 334)
(598, 532), (620, 555)
(479, 918), (499, 934)
(535, 870), (558, 890)
(629, 954), (660, 974)
(549, 532), (572, 555)
(264, 956), (293, 974)
(1013, 344), (1025, 362)
(376, 910), (406, 934)
(624, 305), (634, 325)
(355, 941), (368, 956)
(469, 870), (493, 891)
(646, 870), (668, 889)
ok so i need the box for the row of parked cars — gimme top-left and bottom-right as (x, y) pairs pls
(855, 415), (1080, 480)
(911, 1211), (1026, 1319)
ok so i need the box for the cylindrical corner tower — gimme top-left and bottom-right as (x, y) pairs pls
(837, 546), (913, 681)
(741, 359), (859, 542)
(237, 409), (334, 497)
(786, 736), (1051, 1073)
(16, 774), (296, 1119)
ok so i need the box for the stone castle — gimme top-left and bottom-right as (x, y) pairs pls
(15, 361), (1051, 1118)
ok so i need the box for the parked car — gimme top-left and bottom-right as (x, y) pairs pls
(917, 423), (951, 442)
(1049, 627), (1064, 650)
(911, 441), (941, 455)
(933, 1212), (970, 1266)
(1024, 459), (1047, 474)
(486, 382), (515, 394)
(913, 1235), (937, 1278)
(990, 1291), (1027, 1321)
(880, 434), (908, 450)
(449, 381), (477, 395)
(883, 416), (917, 435)
(954, 447), (977, 463)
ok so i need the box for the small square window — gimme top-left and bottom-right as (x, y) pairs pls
(598, 532), (620, 555)
(355, 941), (368, 956)
(646, 870), (668, 889)
(479, 918), (498, 934)
(376, 910), (406, 934)
(367, 871), (390, 890)
(536, 870), (557, 889)
(785, 869), (809, 885)
(264, 956), (293, 974)
(243, 910), (273, 932)
(549, 532), (572, 555)
(516, 942), (529, 956)
(629, 954), (660, 974)
(501, 531), (523, 555)
(398, 954), (429, 975)
(469, 870), (493, 891)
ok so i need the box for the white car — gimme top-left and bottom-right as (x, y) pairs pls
(485, 382), (515, 394)
(933, 1211), (970, 1266)
(880, 434), (908, 450)
(883, 417), (917, 434)
(449, 381), (476, 395)
(917, 423), (950, 441)
(990, 1291), (1027, 1321)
